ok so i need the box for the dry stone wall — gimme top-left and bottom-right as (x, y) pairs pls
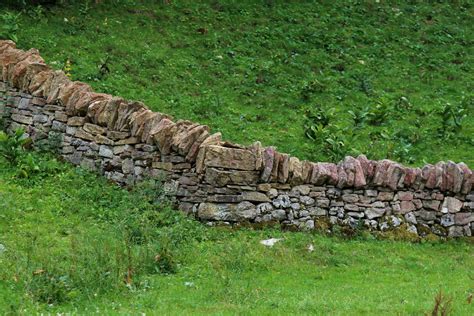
(1, 40), (473, 237)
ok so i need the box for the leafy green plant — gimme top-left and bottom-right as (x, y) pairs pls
(26, 5), (45, 21)
(348, 106), (369, 128)
(301, 79), (326, 101)
(0, 129), (30, 164)
(367, 96), (392, 126)
(437, 102), (468, 138)
(323, 134), (348, 162)
(303, 106), (334, 138)
(0, 129), (64, 179)
(0, 11), (21, 42)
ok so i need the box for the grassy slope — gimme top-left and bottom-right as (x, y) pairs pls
(2, 1), (473, 166)
(0, 154), (473, 315)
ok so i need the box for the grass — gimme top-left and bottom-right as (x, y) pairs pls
(0, 151), (473, 315)
(1, 1), (473, 166)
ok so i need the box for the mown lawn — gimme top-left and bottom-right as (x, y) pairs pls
(1, 1), (473, 166)
(0, 153), (473, 315)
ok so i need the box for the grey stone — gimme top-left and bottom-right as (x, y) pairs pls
(454, 213), (474, 225)
(299, 195), (315, 206)
(11, 114), (33, 125)
(305, 220), (315, 230)
(52, 120), (66, 132)
(364, 219), (378, 229)
(371, 201), (385, 208)
(406, 225), (418, 235)
(344, 204), (359, 212)
(33, 114), (48, 124)
(235, 201), (257, 220)
(388, 215), (402, 227)
(290, 203), (301, 211)
(365, 189), (378, 197)
(268, 188), (278, 199)
(291, 185), (311, 196)
(316, 198), (330, 208)
(242, 191), (270, 202)
(440, 214), (455, 227)
(348, 212), (364, 218)
(80, 158), (96, 171)
(365, 208), (385, 219)
(272, 195), (291, 208)
(271, 209), (287, 220)
(99, 145), (113, 158)
(67, 116), (85, 126)
(198, 203), (233, 221)
(66, 125), (77, 135)
(309, 207), (327, 216)
(122, 158), (134, 174)
(299, 210), (309, 217)
(416, 210), (437, 221)
(207, 195), (242, 203)
(441, 197), (463, 213)
(423, 200), (440, 211)
(404, 212), (417, 225)
(342, 194), (359, 203)
(448, 226), (464, 237)
(256, 202), (273, 215)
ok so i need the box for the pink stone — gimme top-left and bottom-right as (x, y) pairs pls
(341, 156), (367, 188)
(356, 154), (376, 181)
(434, 161), (447, 191)
(277, 153), (289, 183)
(372, 160), (392, 187)
(336, 162), (348, 188)
(422, 164), (437, 189)
(397, 191), (413, 201)
(385, 162), (404, 190)
(301, 161), (314, 184)
(458, 163), (472, 194)
(400, 201), (416, 214)
(260, 147), (275, 182)
(270, 151), (281, 182)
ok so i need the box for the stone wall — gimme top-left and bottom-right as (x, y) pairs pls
(0, 40), (473, 237)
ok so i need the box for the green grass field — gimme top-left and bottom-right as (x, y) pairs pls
(1, 0), (473, 166)
(0, 153), (473, 315)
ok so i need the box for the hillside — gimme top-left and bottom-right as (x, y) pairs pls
(1, 1), (472, 166)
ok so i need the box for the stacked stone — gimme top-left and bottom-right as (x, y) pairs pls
(0, 40), (218, 188)
(196, 149), (473, 237)
(1, 40), (472, 237)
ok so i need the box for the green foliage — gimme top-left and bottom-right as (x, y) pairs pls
(0, 129), (65, 179)
(367, 95), (392, 126)
(348, 106), (370, 128)
(437, 102), (469, 138)
(0, 128), (30, 164)
(0, 11), (20, 42)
